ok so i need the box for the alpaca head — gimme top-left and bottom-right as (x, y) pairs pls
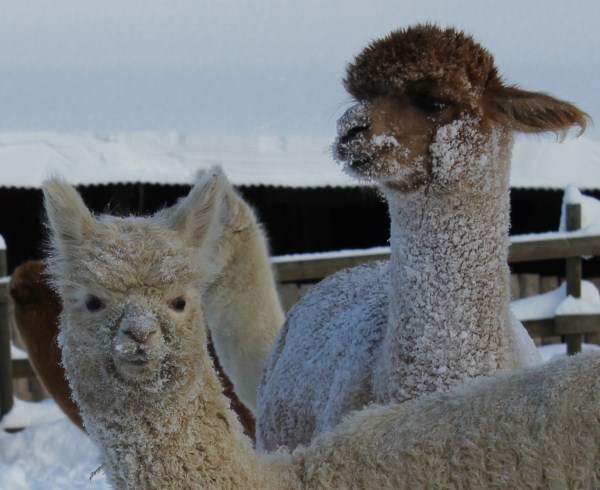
(43, 169), (228, 404)
(334, 24), (590, 191)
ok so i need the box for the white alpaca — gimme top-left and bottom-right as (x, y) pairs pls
(257, 24), (590, 451)
(44, 175), (600, 489)
(193, 169), (284, 414)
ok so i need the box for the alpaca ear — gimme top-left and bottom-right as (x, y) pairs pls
(168, 166), (229, 250)
(42, 178), (95, 253)
(484, 85), (591, 139)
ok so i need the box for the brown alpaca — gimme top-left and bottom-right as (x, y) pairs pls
(9, 259), (255, 440)
(257, 24), (590, 451)
(9, 260), (84, 430)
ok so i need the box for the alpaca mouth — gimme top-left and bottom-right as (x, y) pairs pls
(334, 134), (381, 175)
(115, 342), (152, 369)
(129, 355), (149, 366)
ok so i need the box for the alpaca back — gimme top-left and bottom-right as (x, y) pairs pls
(257, 261), (388, 450)
(295, 352), (600, 489)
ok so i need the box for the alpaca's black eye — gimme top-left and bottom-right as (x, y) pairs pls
(170, 297), (187, 312)
(85, 296), (104, 312)
(413, 94), (449, 113)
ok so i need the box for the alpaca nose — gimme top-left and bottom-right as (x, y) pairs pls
(122, 325), (158, 345)
(119, 307), (160, 347)
(336, 102), (372, 143)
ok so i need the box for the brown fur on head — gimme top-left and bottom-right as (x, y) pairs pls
(345, 23), (498, 104)
(335, 24), (591, 190)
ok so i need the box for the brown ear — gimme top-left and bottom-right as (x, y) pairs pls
(484, 85), (591, 139)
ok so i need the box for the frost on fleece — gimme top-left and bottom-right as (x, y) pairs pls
(257, 118), (540, 451)
(257, 24), (588, 452)
(42, 165), (600, 489)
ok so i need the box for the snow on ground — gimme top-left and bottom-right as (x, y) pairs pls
(0, 400), (109, 489)
(537, 342), (600, 362)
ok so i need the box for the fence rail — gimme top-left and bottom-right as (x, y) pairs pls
(274, 233), (600, 283)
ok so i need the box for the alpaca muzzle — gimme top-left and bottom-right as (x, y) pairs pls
(115, 307), (162, 368)
(335, 103), (372, 145)
(333, 103), (375, 171)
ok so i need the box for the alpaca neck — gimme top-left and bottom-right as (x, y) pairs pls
(203, 204), (284, 414)
(375, 131), (513, 402)
(86, 356), (285, 489)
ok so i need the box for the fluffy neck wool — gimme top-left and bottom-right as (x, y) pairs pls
(374, 120), (514, 402)
(77, 350), (279, 489)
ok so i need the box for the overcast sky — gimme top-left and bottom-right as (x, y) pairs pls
(1, 0), (598, 138)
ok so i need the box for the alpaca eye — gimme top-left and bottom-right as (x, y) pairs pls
(169, 297), (187, 312)
(85, 296), (104, 312)
(413, 94), (449, 112)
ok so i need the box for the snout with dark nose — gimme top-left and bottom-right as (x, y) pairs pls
(334, 103), (372, 159)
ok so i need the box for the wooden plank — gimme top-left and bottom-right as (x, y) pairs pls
(278, 283), (300, 312)
(565, 204), (583, 355)
(518, 274), (540, 298)
(509, 274), (520, 300)
(273, 234), (600, 283)
(555, 315), (600, 335)
(522, 318), (557, 338)
(508, 234), (600, 263)
(539, 276), (559, 293)
(274, 252), (389, 283)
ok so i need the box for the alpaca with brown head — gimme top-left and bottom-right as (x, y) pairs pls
(257, 24), (590, 451)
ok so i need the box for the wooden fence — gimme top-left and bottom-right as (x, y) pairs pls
(2, 202), (600, 419)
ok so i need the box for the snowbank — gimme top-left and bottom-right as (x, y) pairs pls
(511, 281), (600, 321)
(0, 132), (352, 189)
(2, 131), (600, 190)
(0, 400), (108, 490)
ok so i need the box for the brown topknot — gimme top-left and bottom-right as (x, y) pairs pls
(344, 24), (502, 101)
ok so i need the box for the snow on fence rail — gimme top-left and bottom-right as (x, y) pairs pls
(272, 233), (600, 283)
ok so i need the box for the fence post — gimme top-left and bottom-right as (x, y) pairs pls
(565, 203), (583, 355)
(0, 236), (13, 418)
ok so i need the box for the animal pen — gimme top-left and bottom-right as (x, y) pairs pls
(1, 202), (600, 420)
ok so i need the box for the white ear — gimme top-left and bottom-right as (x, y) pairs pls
(42, 178), (95, 253)
(168, 166), (229, 251)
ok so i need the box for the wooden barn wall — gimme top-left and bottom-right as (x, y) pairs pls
(1, 185), (599, 276)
